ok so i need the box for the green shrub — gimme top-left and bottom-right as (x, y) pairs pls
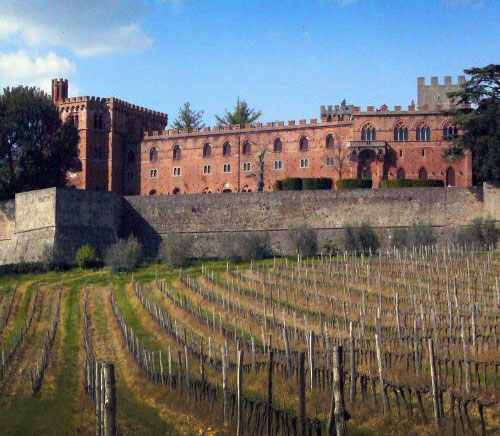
(302, 178), (333, 190)
(321, 239), (339, 255)
(379, 179), (445, 188)
(288, 225), (318, 257)
(282, 178), (303, 191)
(457, 219), (500, 249)
(75, 244), (98, 269)
(159, 233), (193, 268)
(105, 236), (143, 272)
(391, 227), (409, 249)
(220, 231), (272, 261)
(343, 223), (379, 253)
(336, 179), (372, 190)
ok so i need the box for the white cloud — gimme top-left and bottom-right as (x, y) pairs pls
(0, 50), (76, 93)
(0, 0), (156, 57)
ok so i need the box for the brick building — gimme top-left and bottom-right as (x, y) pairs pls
(52, 76), (472, 195)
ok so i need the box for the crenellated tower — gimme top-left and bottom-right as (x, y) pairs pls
(51, 78), (68, 104)
(417, 76), (466, 109)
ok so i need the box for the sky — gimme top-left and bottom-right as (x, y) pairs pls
(0, 0), (498, 126)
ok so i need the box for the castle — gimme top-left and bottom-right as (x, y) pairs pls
(52, 76), (472, 195)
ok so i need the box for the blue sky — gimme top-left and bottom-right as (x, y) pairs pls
(0, 0), (498, 125)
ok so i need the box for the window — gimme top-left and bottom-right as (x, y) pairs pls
(127, 170), (134, 181)
(300, 158), (309, 168)
(399, 149), (403, 158)
(173, 145), (181, 160)
(150, 168), (158, 178)
(326, 134), (335, 149)
(418, 167), (428, 180)
(274, 138), (283, 153)
(361, 124), (376, 141)
(326, 156), (334, 166)
(223, 142), (231, 156)
(94, 113), (103, 129)
(149, 147), (158, 162)
(203, 165), (211, 174)
(203, 143), (212, 157)
(443, 125), (458, 140)
(69, 115), (78, 128)
(396, 167), (405, 180)
(421, 148), (425, 157)
(416, 123), (431, 141)
(223, 163), (231, 173)
(243, 162), (251, 172)
(393, 124), (408, 141)
(299, 137), (309, 151)
(274, 160), (283, 170)
(127, 150), (135, 164)
(173, 167), (181, 176)
(242, 141), (251, 155)
(149, 189), (157, 196)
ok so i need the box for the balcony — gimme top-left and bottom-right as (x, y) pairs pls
(347, 141), (388, 148)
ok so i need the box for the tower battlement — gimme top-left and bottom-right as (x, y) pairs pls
(417, 75), (466, 109)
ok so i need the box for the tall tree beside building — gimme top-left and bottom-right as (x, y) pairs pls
(216, 97), (261, 127)
(172, 102), (205, 130)
(446, 64), (500, 185)
(0, 86), (79, 200)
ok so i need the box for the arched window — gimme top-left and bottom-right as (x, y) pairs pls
(361, 124), (376, 141)
(223, 142), (231, 156)
(242, 141), (251, 155)
(299, 137), (309, 151)
(173, 145), (181, 160)
(397, 167), (406, 180)
(416, 123), (431, 141)
(393, 123), (408, 141)
(127, 150), (135, 165)
(326, 134), (335, 149)
(149, 147), (158, 162)
(273, 138), (283, 153)
(203, 143), (212, 157)
(443, 125), (458, 140)
(418, 167), (428, 180)
(446, 167), (456, 186)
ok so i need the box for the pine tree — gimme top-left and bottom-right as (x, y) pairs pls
(216, 97), (261, 127)
(446, 64), (500, 185)
(172, 102), (205, 130)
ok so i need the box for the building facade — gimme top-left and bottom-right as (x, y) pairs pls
(53, 76), (472, 196)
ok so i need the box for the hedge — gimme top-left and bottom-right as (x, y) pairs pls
(379, 179), (445, 188)
(302, 178), (333, 190)
(336, 179), (373, 190)
(274, 178), (333, 191)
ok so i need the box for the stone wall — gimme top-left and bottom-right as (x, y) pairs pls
(124, 185), (495, 258)
(0, 188), (121, 266)
(0, 185), (498, 266)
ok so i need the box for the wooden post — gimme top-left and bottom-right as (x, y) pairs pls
(299, 352), (306, 436)
(222, 346), (228, 421)
(96, 361), (102, 436)
(251, 335), (256, 373)
(460, 317), (472, 394)
(329, 346), (347, 436)
(236, 349), (244, 436)
(103, 363), (116, 436)
(284, 328), (292, 377)
(184, 345), (190, 397)
(428, 339), (441, 427)
(308, 331), (315, 390)
(267, 351), (274, 436)
(375, 333), (389, 414)
(349, 322), (356, 407)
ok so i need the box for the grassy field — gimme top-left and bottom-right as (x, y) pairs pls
(0, 253), (499, 435)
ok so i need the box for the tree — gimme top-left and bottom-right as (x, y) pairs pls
(216, 97), (261, 127)
(0, 86), (79, 200)
(172, 102), (205, 130)
(446, 64), (500, 185)
(331, 132), (349, 180)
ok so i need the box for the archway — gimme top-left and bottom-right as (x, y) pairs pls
(357, 149), (376, 180)
(172, 188), (180, 195)
(149, 189), (157, 196)
(418, 167), (428, 180)
(397, 167), (406, 180)
(446, 167), (456, 187)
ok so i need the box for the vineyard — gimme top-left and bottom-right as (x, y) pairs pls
(0, 250), (499, 436)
